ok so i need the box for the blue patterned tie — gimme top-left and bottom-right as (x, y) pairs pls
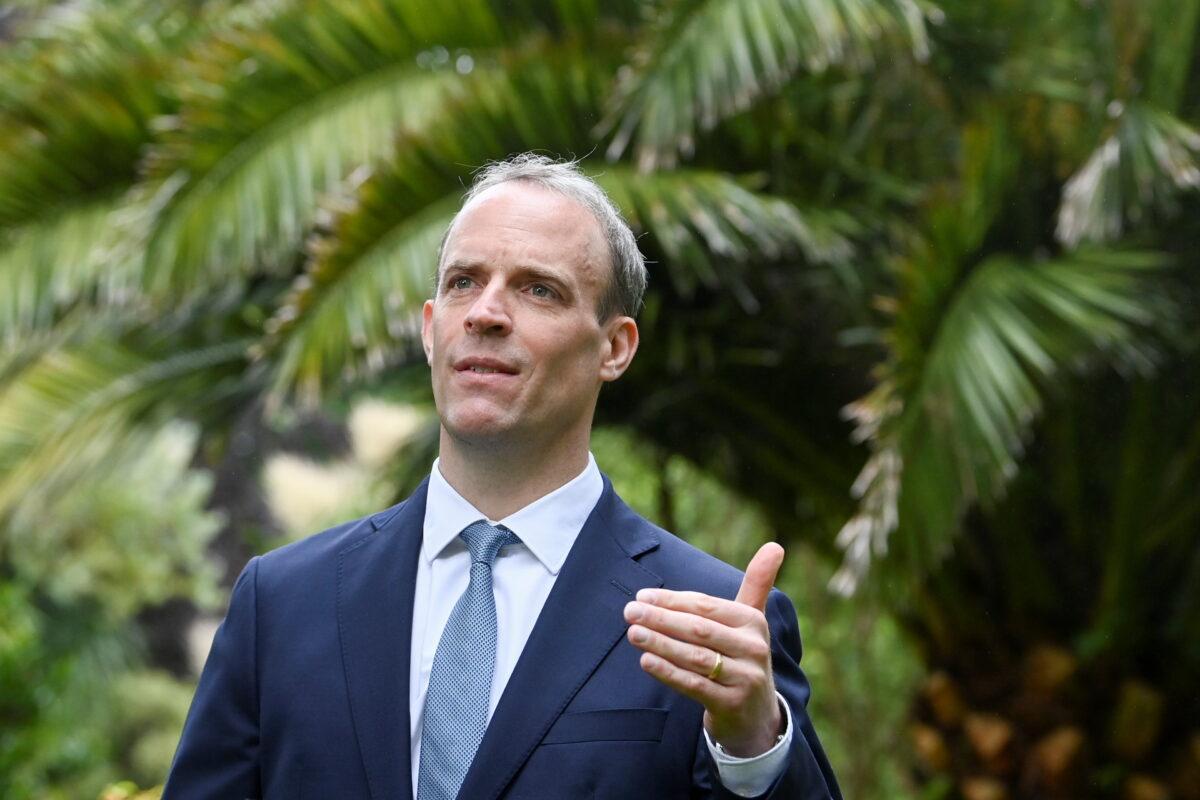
(417, 520), (520, 800)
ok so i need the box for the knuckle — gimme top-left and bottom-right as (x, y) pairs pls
(690, 647), (711, 671)
(745, 638), (771, 661)
(692, 620), (713, 640)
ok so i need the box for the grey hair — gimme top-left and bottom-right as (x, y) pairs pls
(435, 153), (648, 319)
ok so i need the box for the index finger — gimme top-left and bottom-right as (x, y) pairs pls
(734, 542), (785, 611)
(633, 589), (756, 627)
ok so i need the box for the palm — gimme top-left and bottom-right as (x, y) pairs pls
(2, 0), (1198, 797)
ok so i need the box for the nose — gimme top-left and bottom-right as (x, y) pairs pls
(463, 283), (512, 336)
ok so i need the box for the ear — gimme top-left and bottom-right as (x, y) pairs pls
(420, 299), (435, 365)
(599, 316), (638, 382)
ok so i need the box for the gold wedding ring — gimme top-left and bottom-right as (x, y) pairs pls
(706, 651), (724, 681)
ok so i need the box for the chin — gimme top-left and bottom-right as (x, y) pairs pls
(442, 408), (519, 444)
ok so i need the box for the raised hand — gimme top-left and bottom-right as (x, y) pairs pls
(623, 542), (786, 756)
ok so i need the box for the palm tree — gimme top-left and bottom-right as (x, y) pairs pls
(1, 0), (1198, 797)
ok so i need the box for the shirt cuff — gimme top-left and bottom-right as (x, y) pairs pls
(704, 691), (793, 798)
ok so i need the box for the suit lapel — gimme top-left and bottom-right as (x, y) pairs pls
(337, 480), (428, 800)
(456, 480), (662, 800)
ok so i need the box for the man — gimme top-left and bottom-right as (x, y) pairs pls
(164, 154), (841, 799)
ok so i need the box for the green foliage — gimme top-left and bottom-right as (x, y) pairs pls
(1057, 105), (1200, 246)
(837, 247), (1171, 591)
(0, 337), (248, 519)
(0, 583), (134, 800)
(785, 548), (921, 800)
(111, 671), (195, 788)
(0, 423), (220, 799)
(4, 422), (223, 616)
(602, 0), (933, 167)
(0, 0), (190, 225)
(0, 198), (127, 344)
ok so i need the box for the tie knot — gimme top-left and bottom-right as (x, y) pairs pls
(459, 520), (520, 566)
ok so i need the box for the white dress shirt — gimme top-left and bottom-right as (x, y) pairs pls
(409, 454), (792, 797)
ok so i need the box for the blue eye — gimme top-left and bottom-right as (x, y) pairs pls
(530, 284), (552, 298)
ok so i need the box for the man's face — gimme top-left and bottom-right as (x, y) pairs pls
(421, 181), (635, 452)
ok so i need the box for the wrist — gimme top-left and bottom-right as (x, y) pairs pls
(704, 701), (784, 757)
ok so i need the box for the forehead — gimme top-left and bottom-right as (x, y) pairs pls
(442, 182), (609, 283)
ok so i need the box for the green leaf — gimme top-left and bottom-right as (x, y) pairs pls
(832, 249), (1171, 593)
(0, 338), (247, 517)
(4, 420), (222, 618)
(1142, 0), (1200, 110)
(0, 197), (132, 343)
(135, 0), (511, 295)
(1057, 104), (1200, 247)
(268, 195), (458, 404)
(599, 169), (855, 304)
(601, 0), (932, 167)
(0, 0), (213, 226)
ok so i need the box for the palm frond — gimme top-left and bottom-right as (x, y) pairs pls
(0, 0), (208, 226)
(135, 0), (513, 296)
(598, 169), (856, 304)
(267, 194), (457, 404)
(0, 197), (134, 344)
(0, 338), (247, 517)
(1057, 104), (1200, 247)
(601, 0), (933, 168)
(831, 249), (1172, 594)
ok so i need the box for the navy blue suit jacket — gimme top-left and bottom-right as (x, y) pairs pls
(164, 477), (841, 799)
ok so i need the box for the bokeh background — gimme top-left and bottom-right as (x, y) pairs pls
(1, 1), (1198, 798)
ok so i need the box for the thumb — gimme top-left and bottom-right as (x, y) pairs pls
(734, 542), (785, 611)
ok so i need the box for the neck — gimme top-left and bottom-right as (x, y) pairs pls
(436, 428), (591, 520)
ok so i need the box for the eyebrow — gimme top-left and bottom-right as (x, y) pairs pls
(441, 260), (572, 290)
(518, 265), (571, 289)
(441, 258), (476, 274)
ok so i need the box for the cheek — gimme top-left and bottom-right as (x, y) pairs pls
(546, 339), (605, 390)
(548, 328), (602, 365)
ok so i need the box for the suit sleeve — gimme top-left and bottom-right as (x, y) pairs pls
(162, 557), (263, 800)
(698, 588), (843, 800)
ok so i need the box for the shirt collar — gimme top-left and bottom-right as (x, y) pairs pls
(422, 454), (603, 575)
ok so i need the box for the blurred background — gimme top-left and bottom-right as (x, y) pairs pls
(0, 1), (1198, 798)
